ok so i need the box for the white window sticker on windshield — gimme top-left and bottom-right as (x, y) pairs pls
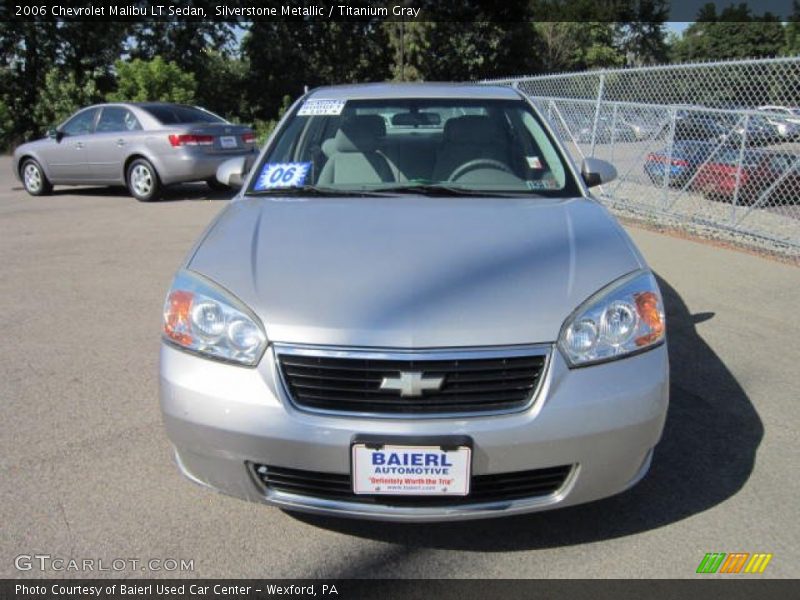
(527, 178), (558, 190)
(297, 99), (346, 116)
(253, 162), (311, 190)
(527, 156), (543, 169)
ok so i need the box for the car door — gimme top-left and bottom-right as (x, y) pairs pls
(37, 107), (98, 182)
(88, 107), (143, 182)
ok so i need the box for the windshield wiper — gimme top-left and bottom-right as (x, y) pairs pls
(377, 184), (540, 198)
(247, 186), (389, 198)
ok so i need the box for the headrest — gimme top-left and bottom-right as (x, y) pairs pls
(333, 115), (386, 153)
(321, 138), (337, 158)
(443, 115), (504, 144)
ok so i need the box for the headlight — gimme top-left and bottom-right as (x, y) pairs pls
(559, 271), (665, 367)
(162, 270), (267, 366)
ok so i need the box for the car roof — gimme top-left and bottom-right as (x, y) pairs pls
(305, 82), (522, 101)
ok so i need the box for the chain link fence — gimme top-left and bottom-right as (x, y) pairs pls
(487, 57), (800, 262)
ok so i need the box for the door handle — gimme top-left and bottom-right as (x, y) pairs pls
(74, 142), (84, 149)
(116, 139), (125, 147)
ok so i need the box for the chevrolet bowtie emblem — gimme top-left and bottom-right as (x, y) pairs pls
(380, 371), (444, 397)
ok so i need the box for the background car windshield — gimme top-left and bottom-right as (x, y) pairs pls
(249, 98), (579, 195)
(142, 105), (225, 125)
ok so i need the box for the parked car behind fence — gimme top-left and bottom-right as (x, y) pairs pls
(694, 149), (800, 205)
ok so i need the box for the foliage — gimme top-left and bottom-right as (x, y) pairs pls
(107, 57), (197, 104)
(385, 2), (539, 81)
(127, 14), (236, 74)
(0, 96), (12, 151)
(194, 49), (250, 122)
(33, 69), (102, 132)
(252, 95), (295, 146)
(2, 4), (799, 153)
(785, 0), (800, 55)
(671, 4), (787, 62)
(0, 22), (62, 145)
(535, 22), (628, 72)
(244, 17), (390, 123)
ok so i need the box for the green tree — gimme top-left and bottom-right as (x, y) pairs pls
(618, 1), (669, 66)
(388, 20), (539, 81)
(785, 0), (800, 55)
(531, 1), (667, 71)
(195, 49), (250, 122)
(243, 17), (390, 122)
(127, 5), (236, 74)
(107, 57), (197, 104)
(0, 22), (60, 143)
(33, 68), (102, 133)
(55, 22), (129, 95)
(671, 4), (786, 62)
(386, 1), (540, 82)
(534, 22), (625, 72)
(0, 95), (12, 151)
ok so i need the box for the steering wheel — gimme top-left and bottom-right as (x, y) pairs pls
(448, 158), (513, 182)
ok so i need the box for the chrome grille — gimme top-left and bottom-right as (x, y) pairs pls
(275, 345), (549, 416)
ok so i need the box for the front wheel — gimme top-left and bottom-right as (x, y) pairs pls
(21, 159), (53, 196)
(127, 158), (162, 202)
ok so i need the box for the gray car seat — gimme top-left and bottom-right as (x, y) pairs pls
(432, 115), (511, 181)
(318, 115), (396, 185)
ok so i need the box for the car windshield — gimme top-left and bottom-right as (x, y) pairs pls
(142, 104), (226, 125)
(247, 97), (580, 197)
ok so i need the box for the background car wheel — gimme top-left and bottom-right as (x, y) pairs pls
(205, 177), (229, 191)
(21, 159), (52, 196)
(127, 158), (161, 202)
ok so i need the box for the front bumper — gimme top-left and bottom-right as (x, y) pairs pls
(160, 342), (669, 522)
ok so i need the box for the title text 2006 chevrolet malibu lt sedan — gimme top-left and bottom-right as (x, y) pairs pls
(159, 83), (668, 521)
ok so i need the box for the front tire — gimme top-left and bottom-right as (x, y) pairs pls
(127, 158), (161, 202)
(21, 159), (52, 196)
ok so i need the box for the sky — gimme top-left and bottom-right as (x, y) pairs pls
(666, 22), (691, 35)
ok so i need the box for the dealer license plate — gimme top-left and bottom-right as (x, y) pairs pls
(352, 444), (471, 496)
(220, 135), (238, 149)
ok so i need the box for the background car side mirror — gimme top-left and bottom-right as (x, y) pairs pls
(46, 128), (63, 142)
(581, 157), (617, 187)
(216, 156), (253, 189)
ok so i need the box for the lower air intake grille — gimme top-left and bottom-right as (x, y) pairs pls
(251, 464), (572, 506)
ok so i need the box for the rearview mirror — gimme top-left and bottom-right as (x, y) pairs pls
(46, 128), (63, 142)
(391, 112), (441, 126)
(581, 158), (617, 188)
(217, 156), (251, 189)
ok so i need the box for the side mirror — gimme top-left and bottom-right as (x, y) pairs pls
(216, 156), (249, 189)
(46, 128), (63, 142)
(581, 157), (617, 188)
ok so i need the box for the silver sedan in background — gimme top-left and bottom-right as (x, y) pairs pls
(13, 103), (256, 201)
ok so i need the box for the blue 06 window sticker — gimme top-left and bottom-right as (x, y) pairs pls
(254, 162), (311, 190)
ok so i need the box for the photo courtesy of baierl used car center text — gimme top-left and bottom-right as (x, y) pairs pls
(1, 1), (798, 598)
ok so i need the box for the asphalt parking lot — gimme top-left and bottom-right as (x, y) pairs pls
(1, 155), (798, 579)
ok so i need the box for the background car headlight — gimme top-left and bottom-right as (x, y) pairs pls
(162, 270), (267, 366)
(559, 270), (665, 367)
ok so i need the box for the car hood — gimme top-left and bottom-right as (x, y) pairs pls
(188, 195), (643, 348)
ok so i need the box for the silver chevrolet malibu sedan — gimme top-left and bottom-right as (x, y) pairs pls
(159, 83), (668, 521)
(13, 103), (256, 201)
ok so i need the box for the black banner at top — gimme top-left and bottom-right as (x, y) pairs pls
(1, 0), (797, 23)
